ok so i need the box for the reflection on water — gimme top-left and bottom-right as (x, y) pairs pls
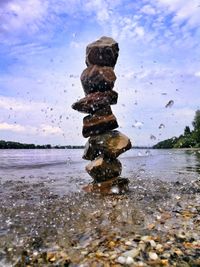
(185, 149), (200, 174)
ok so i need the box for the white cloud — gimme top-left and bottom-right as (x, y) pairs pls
(0, 121), (63, 136)
(40, 124), (63, 136)
(0, 0), (200, 146)
(1, 0), (199, 48)
(134, 26), (145, 37)
(7, 42), (47, 57)
(0, 0), (122, 41)
(156, 0), (200, 28)
(0, 122), (25, 132)
(0, 96), (32, 111)
(140, 4), (156, 15)
(0, 0), (48, 37)
(194, 71), (200, 77)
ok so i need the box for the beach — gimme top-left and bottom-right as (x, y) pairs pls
(0, 149), (200, 266)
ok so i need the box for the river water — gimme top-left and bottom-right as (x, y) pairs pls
(0, 148), (200, 266)
(0, 148), (200, 195)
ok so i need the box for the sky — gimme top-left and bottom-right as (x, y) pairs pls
(0, 0), (200, 146)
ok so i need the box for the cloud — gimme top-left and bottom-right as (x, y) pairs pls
(0, 122), (25, 132)
(0, 0), (48, 38)
(140, 4), (156, 15)
(84, 0), (110, 23)
(0, 0), (200, 146)
(40, 124), (63, 136)
(0, 0), (121, 42)
(156, 0), (200, 28)
(1, 0), (199, 50)
(194, 71), (200, 77)
(0, 95), (33, 111)
(0, 122), (63, 136)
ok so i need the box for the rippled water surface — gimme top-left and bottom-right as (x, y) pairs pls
(0, 148), (200, 266)
(0, 148), (200, 194)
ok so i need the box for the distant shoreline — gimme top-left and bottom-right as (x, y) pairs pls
(0, 140), (84, 149)
(0, 140), (152, 149)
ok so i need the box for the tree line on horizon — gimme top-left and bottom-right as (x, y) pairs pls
(0, 140), (84, 149)
(153, 110), (200, 149)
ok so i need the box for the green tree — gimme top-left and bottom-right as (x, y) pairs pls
(184, 126), (191, 136)
(192, 110), (200, 144)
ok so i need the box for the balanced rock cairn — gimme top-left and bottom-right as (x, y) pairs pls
(72, 36), (132, 193)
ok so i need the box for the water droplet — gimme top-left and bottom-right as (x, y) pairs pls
(165, 100), (174, 108)
(150, 134), (156, 140)
(111, 186), (119, 194)
(132, 121), (144, 129)
(159, 123), (165, 129)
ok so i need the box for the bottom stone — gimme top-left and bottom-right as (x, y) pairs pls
(82, 177), (129, 194)
(85, 156), (122, 182)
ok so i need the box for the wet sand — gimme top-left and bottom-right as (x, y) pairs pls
(0, 176), (200, 266)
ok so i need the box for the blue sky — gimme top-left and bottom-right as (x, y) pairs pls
(0, 0), (200, 146)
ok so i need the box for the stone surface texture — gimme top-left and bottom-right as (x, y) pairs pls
(86, 36), (119, 67)
(71, 90), (118, 114)
(81, 65), (116, 95)
(85, 157), (122, 182)
(82, 177), (129, 194)
(71, 36), (132, 191)
(83, 130), (132, 161)
(82, 108), (118, 138)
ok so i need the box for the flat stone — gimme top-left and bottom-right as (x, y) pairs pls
(71, 90), (118, 114)
(85, 156), (122, 182)
(81, 65), (116, 95)
(86, 36), (119, 67)
(82, 107), (118, 138)
(82, 177), (129, 194)
(83, 130), (132, 160)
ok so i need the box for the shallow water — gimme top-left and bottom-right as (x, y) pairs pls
(0, 148), (200, 195)
(0, 149), (200, 266)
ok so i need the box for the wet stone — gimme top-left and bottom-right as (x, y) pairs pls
(86, 36), (119, 67)
(82, 107), (118, 138)
(81, 65), (116, 95)
(82, 177), (129, 194)
(85, 156), (122, 182)
(83, 130), (132, 160)
(71, 90), (118, 114)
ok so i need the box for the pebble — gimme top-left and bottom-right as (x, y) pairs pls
(162, 252), (171, 259)
(141, 235), (151, 242)
(149, 240), (156, 247)
(110, 254), (117, 260)
(125, 240), (133, 246)
(156, 244), (163, 253)
(149, 252), (158, 260)
(137, 262), (146, 266)
(117, 256), (126, 264)
(126, 256), (134, 265)
(123, 248), (140, 258)
(108, 241), (115, 248)
(4, 179), (200, 267)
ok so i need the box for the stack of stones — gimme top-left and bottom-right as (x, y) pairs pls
(72, 36), (132, 193)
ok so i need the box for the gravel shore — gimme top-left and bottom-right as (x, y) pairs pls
(0, 177), (200, 266)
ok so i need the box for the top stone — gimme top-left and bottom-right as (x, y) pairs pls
(86, 36), (119, 68)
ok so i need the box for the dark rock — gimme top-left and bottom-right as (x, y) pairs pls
(86, 36), (119, 67)
(83, 130), (132, 160)
(81, 65), (116, 95)
(71, 90), (118, 114)
(85, 156), (122, 182)
(82, 177), (129, 194)
(82, 107), (118, 138)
